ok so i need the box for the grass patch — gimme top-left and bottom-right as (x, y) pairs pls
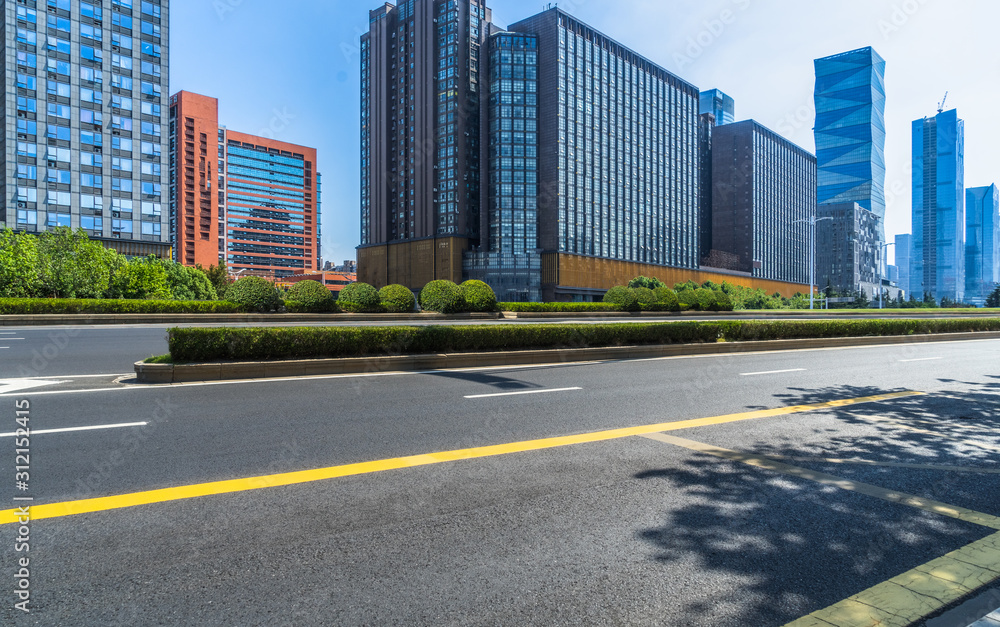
(144, 355), (173, 364)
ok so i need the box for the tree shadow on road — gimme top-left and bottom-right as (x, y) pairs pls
(633, 380), (1000, 626)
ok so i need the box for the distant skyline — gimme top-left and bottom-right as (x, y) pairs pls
(170, 0), (1000, 267)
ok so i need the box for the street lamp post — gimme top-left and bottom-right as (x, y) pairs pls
(879, 242), (896, 310)
(795, 216), (834, 310)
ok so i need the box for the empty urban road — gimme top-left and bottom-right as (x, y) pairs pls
(1, 336), (999, 625)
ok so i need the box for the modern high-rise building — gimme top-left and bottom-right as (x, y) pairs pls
(710, 120), (816, 285)
(895, 233), (912, 297)
(699, 89), (735, 126)
(815, 202), (880, 298)
(3, 0), (171, 257)
(169, 91), (320, 276)
(912, 108), (965, 302)
(359, 1), (810, 301)
(814, 47), (886, 239)
(965, 184), (999, 306)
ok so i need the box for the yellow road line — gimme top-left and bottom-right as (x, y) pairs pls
(638, 433), (1000, 626)
(764, 454), (1000, 474)
(642, 433), (1000, 530)
(0, 390), (921, 525)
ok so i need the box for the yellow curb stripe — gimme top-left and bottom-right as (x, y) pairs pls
(642, 433), (1000, 530)
(0, 391), (921, 525)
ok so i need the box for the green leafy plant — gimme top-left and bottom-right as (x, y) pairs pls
(337, 282), (382, 313)
(285, 280), (336, 313)
(628, 276), (667, 290)
(379, 284), (416, 313)
(460, 280), (498, 312)
(499, 302), (619, 313)
(652, 287), (680, 312)
(987, 285), (1000, 309)
(632, 287), (656, 307)
(602, 286), (639, 311)
(420, 280), (466, 313)
(0, 228), (41, 298)
(0, 298), (240, 314)
(225, 276), (282, 313)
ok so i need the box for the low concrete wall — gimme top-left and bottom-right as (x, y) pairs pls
(134, 331), (1000, 384)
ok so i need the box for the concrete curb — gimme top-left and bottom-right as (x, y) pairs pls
(133, 330), (1000, 384)
(502, 310), (1000, 319)
(0, 312), (502, 326)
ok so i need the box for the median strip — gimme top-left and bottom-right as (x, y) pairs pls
(0, 391), (919, 525)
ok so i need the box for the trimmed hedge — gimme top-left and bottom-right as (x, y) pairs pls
(0, 298), (240, 315)
(460, 280), (498, 312)
(603, 286), (639, 311)
(653, 287), (681, 312)
(338, 282), (382, 313)
(420, 280), (466, 314)
(499, 302), (619, 313)
(226, 276), (283, 313)
(285, 281), (336, 313)
(379, 284), (416, 313)
(166, 318), (1000, 362)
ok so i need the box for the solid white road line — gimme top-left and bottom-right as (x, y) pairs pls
(899, 357), (943, 363)
(740, 368), (807, 376)
(464, 387), (583, 399)
(0, 421), (147, 438)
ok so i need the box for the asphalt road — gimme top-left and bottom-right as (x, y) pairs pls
(0, 335), (998, 625)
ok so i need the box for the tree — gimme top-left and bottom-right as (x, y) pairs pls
(36, 227), (123, 298)
(629, 275), (666, 290)
(923, 292), (938, 308)
(0, 228), (41, 297)
(199, 261), (234, 299)
(986, 285), (1000, 309)
(853, 290), (870, 309)
(108, 256), (172, 300)
(163, 261), (217, 301)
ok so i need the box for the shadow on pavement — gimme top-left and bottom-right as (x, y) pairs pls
(633, 381), (1000, 626)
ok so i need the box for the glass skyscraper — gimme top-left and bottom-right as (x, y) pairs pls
(965, 184), (999, 306)
(895, 233), (912, 297)
(814, 47), (886, 240)
(2, 0), (170, 256)
(912, 108), (965, 302)
(699, 89), (734, 126)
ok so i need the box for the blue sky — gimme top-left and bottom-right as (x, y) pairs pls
(171, 0), (999, 267)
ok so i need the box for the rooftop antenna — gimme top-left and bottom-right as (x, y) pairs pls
(937, 91), (949, 114)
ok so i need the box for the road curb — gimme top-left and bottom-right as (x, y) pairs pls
(133, 331), (1000, 384)
(0, 312), (503, 326)
(502, 310), (1000, 319)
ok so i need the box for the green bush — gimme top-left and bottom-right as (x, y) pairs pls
(166, 318), (1000, 362)
(602, 286), (639, 311)
(379, 284), (416, 313)
(0, 298), (240, 315)
(460, 280), (498, 312)
(226, 276), (282, 313)
(420, 280), (466, 313)
(632, 287), (656, 307)
(677, 289), (698, 311)
(164, 262), (217, 301)
(285, 281), (336, 313)
(694, 289), (716, 312)
(498, 303), (619, 313)
(337, 282), (382, 313)
(712, 290), (734, 312)
(653, 287), (681, 312)
(108, 256), (173, 300)
(628, 276), (667, 290)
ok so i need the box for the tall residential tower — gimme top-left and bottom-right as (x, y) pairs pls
(3, 0), (170, 256)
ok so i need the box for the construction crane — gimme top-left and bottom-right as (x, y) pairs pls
(937, 91), (949, 113)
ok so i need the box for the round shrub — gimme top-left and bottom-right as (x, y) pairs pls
(677, 289), (698, 311)
(225, 276), (282, 313)
(460, 280), (498, 312)
(379, 284), (416, 313)
(653, 287), (680, 312)
(285, 280), (335, 313)
(420, 280), (466, 313)
(712, 290), (734, 312)
(632, 287), (656, 307)
(337, 282), (382, 313)
(695, 288), (716, 312)
(602, 286), (639, 311)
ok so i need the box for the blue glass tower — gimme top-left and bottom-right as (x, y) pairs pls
(814, 47), (886, 240)
(699, 89), (735, 126)
(965, 184), (999, 306)
(912, 109), (965, 302)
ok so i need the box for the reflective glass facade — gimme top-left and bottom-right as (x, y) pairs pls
(816, 202), (879, 297)
(2, 0), (170, 252)
(895, 233), (912, 297)
(814, 47), (886, 240)
(510, 9), (701, 272)
(912, 109), (965, 302)
(965, 184), (999, 306)
(699, 89), (734, 126)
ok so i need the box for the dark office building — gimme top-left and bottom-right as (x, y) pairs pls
(815, 202), (880, 297)
(711, 120), (816, 285)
